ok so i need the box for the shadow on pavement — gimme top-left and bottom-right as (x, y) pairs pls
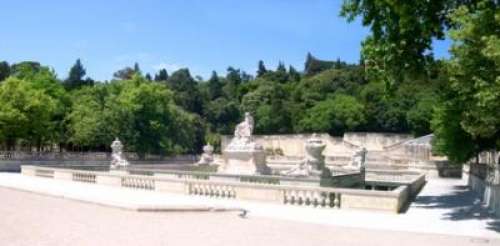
(411, 184), (500, 232)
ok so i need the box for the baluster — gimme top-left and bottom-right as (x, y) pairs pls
(304, 191), (312, 206)
(324, 192), (331, 208)
(290, 190), (297, 205)
(334, 193), (340, 208)
(312, 191), (320, 207)
(283, 190), (289, 204)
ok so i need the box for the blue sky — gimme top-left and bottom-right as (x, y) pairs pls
(1, 0), (450, 81)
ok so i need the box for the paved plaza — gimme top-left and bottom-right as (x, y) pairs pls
(0, 186), (498, 246)
(0, 173), (499, 245)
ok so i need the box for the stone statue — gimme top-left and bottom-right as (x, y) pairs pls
(221, 112), (269, 175)
(197, 144), (214, 165)
(283, 134), (326, 177)
(110, 138), (129, 168)
(351, 147), (367, 170)
(233, 112), (254, 144)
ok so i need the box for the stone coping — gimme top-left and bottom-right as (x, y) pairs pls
(22, 165), (406, 198)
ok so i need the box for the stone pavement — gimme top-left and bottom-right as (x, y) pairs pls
(1, 187), (497, 246)
(0, 173), (499, 241)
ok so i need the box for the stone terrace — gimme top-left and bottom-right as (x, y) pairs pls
(0, 173), (498, 240)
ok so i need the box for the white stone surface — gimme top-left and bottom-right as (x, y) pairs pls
(110, 138), (129, 168)
(0, 173), (499, 239)
(197, 144), (214, 165)
(282, 134), (326, 177)
(221, 112), (270, 175)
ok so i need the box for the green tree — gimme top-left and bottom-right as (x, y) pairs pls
(113, 67), (135, 80)
(340, 0), (482, 88)
(432, 1), (500, 163)
(65, 86), (108, 149)
(257, 60), (267, 77)
(64, 59), (93, 89)
(207, 71), (223, 100)
(304, 53), (334, 76)
(298, 94), (365, 135)
(0, 61), (10, 82)
(154, 68), (169, 81)
(0, 77), (57, 150)
(167, 68), (203, 114)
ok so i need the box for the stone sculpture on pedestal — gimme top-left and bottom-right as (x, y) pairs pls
(110, 138), (129, 168)
(221, 112), (270, 175)
(283, 134), (327, 177)
(197, 144), (214, 165)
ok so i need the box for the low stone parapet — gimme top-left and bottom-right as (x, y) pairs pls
(21, 165), (411, 213)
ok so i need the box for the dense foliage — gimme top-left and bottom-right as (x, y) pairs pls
(341, 0), (499, 163)
(0, 54), (439, 156)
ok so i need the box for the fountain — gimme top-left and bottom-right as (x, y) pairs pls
(220, 112), (270, 175)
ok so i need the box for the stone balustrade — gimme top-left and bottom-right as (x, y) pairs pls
(72, 172), (97, 183)
(21, 165), (410, 213)
(121, 176), (155, 190)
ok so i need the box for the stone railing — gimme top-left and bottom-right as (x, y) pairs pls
(121, 176), (155, 190)
(72, 172), (97, 183)
(0, 151), (197, 162)
(21, 165), (410, 213)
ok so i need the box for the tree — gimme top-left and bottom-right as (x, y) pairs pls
(64, 59), (92, 89)
(104, 76), (200, 156)
(10, 61), (41, 78)
(167, 68), (203, 114)
(65, 86), (107, 148)
(224, 67), (242, 99)
(204, 97), (241, 134)
(241, 79), (292, 133)
(207, 71), (223, 100)
(145, 73), (152, 81)
(432, 0), (500, 163)
(257, 60), (267, 77)
(340, 0), (480, 88)
(154, 68), (169, 81)
(0, 61), (10, 82)
(288, 65), (301, 82)
(0, 77), (57, 150)
(304, 53), (334, 76)
(133, 62), (142, 75)
(298, 94), (365, 136)
(113, 67), (135, 80)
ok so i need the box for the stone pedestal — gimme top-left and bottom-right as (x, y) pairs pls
(219, 112), (271, 175)
(222, 148), (270, 175)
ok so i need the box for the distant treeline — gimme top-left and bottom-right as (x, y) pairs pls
(0, 53), (442, 157)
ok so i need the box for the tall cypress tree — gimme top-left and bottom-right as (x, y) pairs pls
(257, 60), (267, 77)
(0, 61), (10, 82)
(65, 59), (87, 89)
(208, 71), (223, 100)
(154, 69), (169, 82)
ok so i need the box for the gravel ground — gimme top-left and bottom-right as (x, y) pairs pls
(0, 187), (498, 246)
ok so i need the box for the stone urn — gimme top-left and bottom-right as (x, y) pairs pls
(304, 133), (326, 171)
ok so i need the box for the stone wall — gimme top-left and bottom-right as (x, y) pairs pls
(464, 156), (500, 217)
(0, 153), (198, 172)
(222, 132), (446, 175)
(221, 132), (413, 157)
